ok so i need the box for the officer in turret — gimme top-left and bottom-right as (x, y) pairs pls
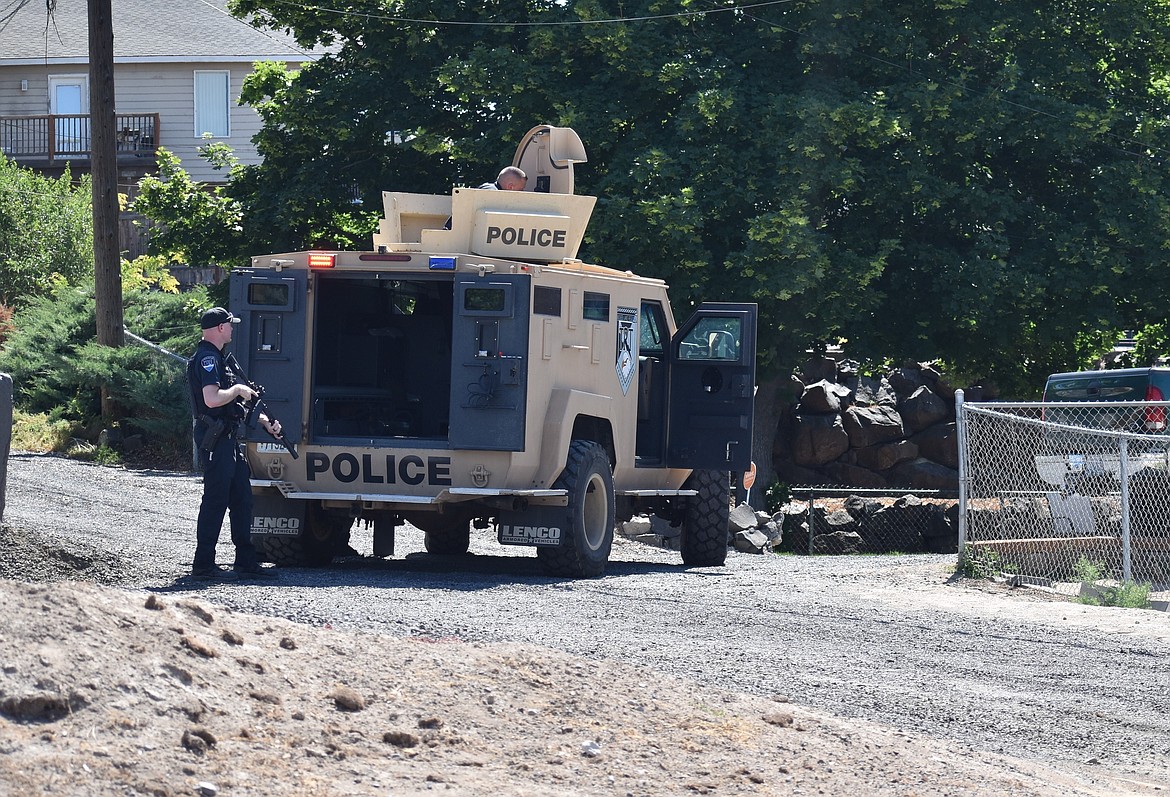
(479, 165), (527, 191)
(186, 307), (279, 580)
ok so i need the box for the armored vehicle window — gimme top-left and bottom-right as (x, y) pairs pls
(639, 301), (666, 356)
(465, 287), (506, 313)
(248, 283), (290, 306)
(534, 285), (561, 316)
(583, 291), (609, 322)
(679, 317), (742, 360)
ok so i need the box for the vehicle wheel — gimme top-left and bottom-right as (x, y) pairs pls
(680, 469), (730, 567)
(537, 440), (615, 578)
(253, 503), (346, 567)
(405, 512), (473, 555)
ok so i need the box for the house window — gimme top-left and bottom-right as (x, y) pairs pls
(193, 70), (230, 137)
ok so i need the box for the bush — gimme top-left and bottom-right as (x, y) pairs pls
(0, 283), (209, 459)
(0, 158), (93, 306)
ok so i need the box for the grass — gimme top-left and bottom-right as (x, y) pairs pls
(1073, 556), (1152, 609)
(10, 410), (74, 452)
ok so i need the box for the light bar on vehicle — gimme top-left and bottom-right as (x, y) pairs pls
(308, 253), (336, 269)
(429, 256), (456, 270)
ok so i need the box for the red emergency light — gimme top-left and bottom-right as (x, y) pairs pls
(308, 253), (336, 269)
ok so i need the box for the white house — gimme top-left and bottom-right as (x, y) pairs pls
(0, 0), (320, 185)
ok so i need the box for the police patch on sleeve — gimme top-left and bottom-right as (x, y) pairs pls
(201, 356), (218, 373)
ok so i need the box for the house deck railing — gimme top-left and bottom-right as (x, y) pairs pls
(0, 113), (160, 161)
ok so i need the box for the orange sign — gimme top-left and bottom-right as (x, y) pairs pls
(743, 461), (757, 489)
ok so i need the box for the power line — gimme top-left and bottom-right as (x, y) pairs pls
(256, 0), (797, 27)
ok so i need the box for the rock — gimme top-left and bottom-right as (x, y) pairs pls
(909, 424), (959, 470)
(650, 514), (681, 539)
(887, 367), (925, 399)
(811, 530), (863, 554)
(383, 730), (419, 747)
(181, 728), (216, 754)
(900, 385), (949, 435)
(844, 375), (897, 408)
(888, 458), (959, 491)
(790, 413), (850, 467)
(195, 782), (218, 797)
(330, 686), (366, 712)
(824, 462), (888, 489)
(729, 503), (759, 532)
(842, 404), (904, 448)
(760, 520), (784, 547)
(843, 495), (883, 520)
(854, 440), (917, 472)
(822, 509), (859, 535)
(799, 380), (852, 414)
(620, 517), (652, 538)
(733, 529), (769, 553)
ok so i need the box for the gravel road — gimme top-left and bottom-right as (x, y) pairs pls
(3, 452), (1169, 789)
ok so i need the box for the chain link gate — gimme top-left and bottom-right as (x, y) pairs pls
(956, 391), (1170, 587)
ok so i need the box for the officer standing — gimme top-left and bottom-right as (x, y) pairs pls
(186, 307), (279, 580)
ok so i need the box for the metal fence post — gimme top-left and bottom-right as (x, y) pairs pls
(1119, 435), (1132, 582)
(955, 389), (967, 557)
(808, 488), (815, 555)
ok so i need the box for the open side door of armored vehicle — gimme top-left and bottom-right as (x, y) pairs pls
(666, 303), (757, 472)
(229, 268), (309, 449)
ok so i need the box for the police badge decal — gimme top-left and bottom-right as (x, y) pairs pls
(616, 307), (638, 396)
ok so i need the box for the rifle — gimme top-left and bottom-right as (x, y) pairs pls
(224, 352), (300, 460)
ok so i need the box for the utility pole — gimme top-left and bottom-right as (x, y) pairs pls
(88, 0), (124, 420)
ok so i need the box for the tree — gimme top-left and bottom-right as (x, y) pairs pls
(226, 0), (1170, 490)
(131, 146), (247, 268)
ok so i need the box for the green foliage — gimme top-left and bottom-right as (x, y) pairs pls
(958, 548), (1017, 579)
(0, 157), (93, 306)
(1073, 556), (1104, 582)
(130, 147), (246, 268)
(1124, 324), (1170, 368)
(1077, 580), (1153, 609)
(764, 481), (791, 514)
(0, 284), (208, 453)
(224, 0), (1170, 396)
(1073, 556), (1152, 609)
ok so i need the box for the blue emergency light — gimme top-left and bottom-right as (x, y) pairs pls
(429, 256), (456, 270)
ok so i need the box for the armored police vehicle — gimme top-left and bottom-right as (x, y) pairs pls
(231, 125), (757, 578)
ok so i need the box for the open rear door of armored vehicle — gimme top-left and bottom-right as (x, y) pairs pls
(229, 268), (308, 450)
(665, 303), (757, 472)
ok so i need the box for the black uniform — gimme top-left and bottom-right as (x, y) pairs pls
(186, 339), (259, 572)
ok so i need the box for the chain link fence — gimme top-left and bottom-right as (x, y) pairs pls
(957, 395), (1170, 588)
(781, 487), (958, 555)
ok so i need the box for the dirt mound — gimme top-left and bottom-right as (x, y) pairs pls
(0, 577), (1152, 797)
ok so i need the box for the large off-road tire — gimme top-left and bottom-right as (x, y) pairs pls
(680, 469), (731, 567)
(413, 513), (472, 556)
(537, 441), (615, 578)
(253, 504), (348, 567)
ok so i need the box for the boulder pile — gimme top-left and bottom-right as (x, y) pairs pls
(774, 358), (990, 492)
(619, 503), (784, 555)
